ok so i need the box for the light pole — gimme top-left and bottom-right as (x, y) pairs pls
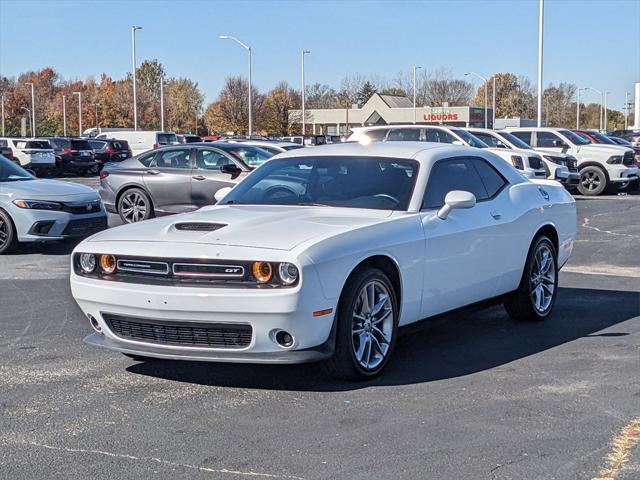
(131, 26), (142, 131)
(62, 95), (67, 136)
(465, 72), (488, 128)
(603, 91), (610, 132)
(492, 76), (496, 128)
(73, 91), (82, 136)
(413, 65), (422, 124)
(21, 107), (32, 136)
(24, 82), (35, 137)
(1, 95), (4, 137)
(160, 76), (165, 131)
(220, 35), (252, 137)
(536, 0), (544, 127)
(586, 87), (603, 130)
(624, 92), (631, 130)
(301, 49), (310, 136)
(93, 103), (100, 131)
(576, 87), (587, 129)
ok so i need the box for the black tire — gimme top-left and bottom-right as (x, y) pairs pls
(118, 188), (154, 224)
(504, 236), (558, 322)
(0, 209), (18, 255)
(577, 166), (608, 196)
(323, 267), (398, 381)
(619, 178), (639, 192)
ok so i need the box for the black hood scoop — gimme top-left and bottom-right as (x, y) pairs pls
(174, 222), (227, 232)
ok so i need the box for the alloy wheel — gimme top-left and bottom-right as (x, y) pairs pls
(121, 192), (147, 223)
(581, 171), (601, 192)
(530, 244), (556, 314)
(0, 218), (7, 248)
(351, 280), (394, 370)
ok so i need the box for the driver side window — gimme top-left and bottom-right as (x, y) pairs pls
(197, 150), (232, 170)
(422, 158), (489, 209)
(535, 132), (561, 148)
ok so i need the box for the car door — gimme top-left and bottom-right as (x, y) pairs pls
(191, 147), (243, 207)
(419, 157), (519, 318)
(142, 147), (194, 214)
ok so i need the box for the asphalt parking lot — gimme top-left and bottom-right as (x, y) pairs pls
(1, 177), (638, 480)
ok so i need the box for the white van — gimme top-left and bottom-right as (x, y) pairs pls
(96, 131), (179, 156)
(0, 138), (56, 174)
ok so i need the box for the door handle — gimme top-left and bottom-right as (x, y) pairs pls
(490, 210), (502, 220)
(192, 175), (206, 181)
(146, 169), (160, 175)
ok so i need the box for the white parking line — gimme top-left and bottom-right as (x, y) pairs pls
(562, 265), (640, 278)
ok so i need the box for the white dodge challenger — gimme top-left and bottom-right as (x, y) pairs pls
(71, 142), (576, 380)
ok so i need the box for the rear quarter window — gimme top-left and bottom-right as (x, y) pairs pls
(138, 152), (156, 167)
(157, 133), (178, 144)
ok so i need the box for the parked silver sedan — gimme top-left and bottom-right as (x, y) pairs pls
(99, 143), (274, 224)
(0, 155), (106, 254)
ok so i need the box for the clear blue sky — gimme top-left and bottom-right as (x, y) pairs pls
(1, 0), (638, 110)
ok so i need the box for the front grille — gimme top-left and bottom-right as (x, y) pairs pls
(103, 314), (252, 349)
(62, 217), (107, 236)
(174, 222), (226, 232)
(528, 156), (542, 169)
(63, 201), (102, 214)
(623, 151), (633, 166)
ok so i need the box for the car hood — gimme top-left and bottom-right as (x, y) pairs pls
(88, 205), (393, 251)
(576, 144), (631, 155)
(3, 179), (99, 200)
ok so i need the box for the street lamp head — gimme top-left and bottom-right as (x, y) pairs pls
(219, 35), (229, 39)
(132, 25), (142, 31)
(303, 49), (311, 54)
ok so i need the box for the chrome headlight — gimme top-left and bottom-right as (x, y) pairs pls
(278, 263), (299, 286)
(13, 199), (63, 210)
(607, 156), (623, 164)
(79, 253), (96, 273)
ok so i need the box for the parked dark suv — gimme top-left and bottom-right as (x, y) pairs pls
(47, 137), (97, 175)
(0, 139), (17, 165)
(88, 138), (132, 171)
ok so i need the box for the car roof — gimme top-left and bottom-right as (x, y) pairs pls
(273, 141), (464, 160)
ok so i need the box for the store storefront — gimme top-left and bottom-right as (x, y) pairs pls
(289, 93), (492, 135)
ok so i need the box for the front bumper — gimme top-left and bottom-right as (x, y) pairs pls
(71, 265), (337, 363)
(11, 207), (107, 242)
(608, 165), (639, 183)
(555, 170), (580, 186)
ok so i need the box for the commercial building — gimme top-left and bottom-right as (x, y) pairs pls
(289, 93), (493, 135)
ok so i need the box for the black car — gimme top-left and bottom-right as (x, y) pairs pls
(88, 138), (132, 170)
(0, 139), (17, 165)
(47, 137), (98, 175)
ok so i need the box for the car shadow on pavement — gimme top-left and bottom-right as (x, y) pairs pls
(7, 240), (80, 256)
(126, 287), (640, 392)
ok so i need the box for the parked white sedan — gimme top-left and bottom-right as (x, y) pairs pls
(71, 142), (576, 379)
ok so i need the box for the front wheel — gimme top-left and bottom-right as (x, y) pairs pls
(0, 209), (18, 255)
(324, 268), (398, 380)
(504, 236), (558, 322)
(577, 166), (608, 196)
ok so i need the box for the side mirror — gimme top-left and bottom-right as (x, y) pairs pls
(214, 186), (232, 203)
(221, 163), (242, 179)
(552, 139), (566, 148)
(437, 190), (476, 220)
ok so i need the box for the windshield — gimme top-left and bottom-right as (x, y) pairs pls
(220, 156), (419, 211)
(451, 129), (489, 148)
(282, 145), (304, 151)
(559, 130), (590, 145)
(221, 145), (274, 167)
(157, 133), (178, 145)
(14, 140), (51, 149)
(71, 140), (92, 150)
(0, 155), (35, 182)
(495, 131), (533, 150)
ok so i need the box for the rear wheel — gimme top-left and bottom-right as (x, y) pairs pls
(504, 236), (558, 322)
(118, 188), (154, 224)
(0, 209), (18, 255)
(324, 268), (398, 380)
(577, 166), (608, 196)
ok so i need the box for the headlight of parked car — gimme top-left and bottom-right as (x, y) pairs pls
(79, 253), (96, 273)
(542, 155), (566, 166)
(607, 156), (623, 164)
(510, 156), (524, 170)
(13, 199), (63, 210)
(278, 262), (299, 285)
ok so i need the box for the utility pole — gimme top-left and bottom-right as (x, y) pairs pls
(93, 103), (100, 131)
(62, 95), (67, 136)
(131, 26), (142, 131)
(603, 91), (610, 132)
(413, 65), (422, 124)
(25, 82), (35, 137)
(624, 92), (630, 130)
(536, 0), (544, 127)
(160, 77), (165, 131)
(73, 91), (82, 136)
(301, 49), (310, 136)
(220, 35), (252, 136)
(492, 76), (496, 128)
(1, 95), (4, 137)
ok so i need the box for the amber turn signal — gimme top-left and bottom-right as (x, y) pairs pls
(99, 254), (117, 274)
(252, 261), (273, 283)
